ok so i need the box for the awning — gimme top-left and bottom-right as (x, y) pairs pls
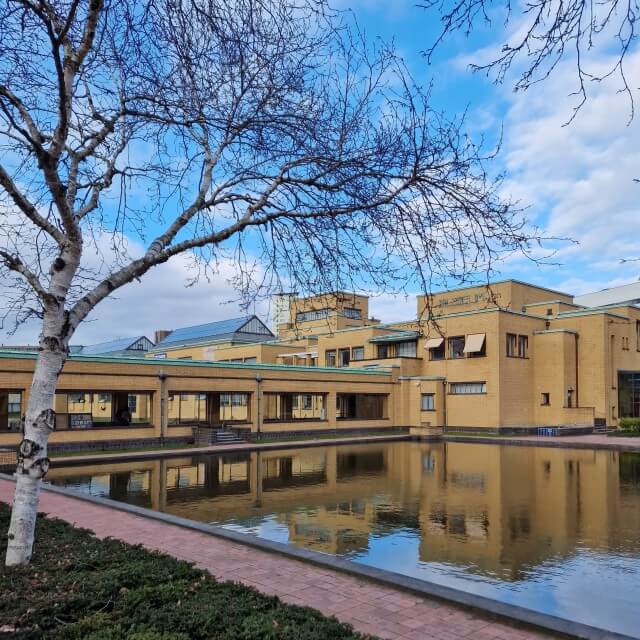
(424, 337), (444, 350)
(463, 333), (486, 353)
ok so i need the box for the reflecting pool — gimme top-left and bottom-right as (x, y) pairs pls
(47, 441), (640, 636)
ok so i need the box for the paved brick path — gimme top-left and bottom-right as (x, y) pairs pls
(0, 479), (552, 640)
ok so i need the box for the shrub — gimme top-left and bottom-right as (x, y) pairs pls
(618, 418), (640, 432)
(0, 505), (372, 640)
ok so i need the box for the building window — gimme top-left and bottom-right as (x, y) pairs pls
(450, 382), (486, 395)
(296, 308), (329, 323)
(338, 348), (350, 367)
(541, 392), (550, 406)
(352, 346), (365, 360)
(343, 307), (362, 320)
(507, 333), (528, 358)
(397, 341), (417, 357)
(243, 357), (257, 364)
(448, 336), (465, 359)
(54, 391), (153, 429)
(566, 389), (574, 408)
(0, 391), (22, 432)
(428, 341), (445, 361)
(325, 350), (336, 367)
(622, 336), (630, 350)
(506, 333), (517, 357)
(336, 393), (387, 419)
(377, 344), (389, 359)
(518, 335), (528, 358)
(546, 308), (553, 316)
(636, 321), (640, 351)
(264, 392), (326, 421)
(463, 333), (486, 357)
(421, 394), (435, 411)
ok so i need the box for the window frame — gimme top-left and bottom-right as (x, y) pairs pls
(447, 336), (465, 359)
(351, 346), (365, 361)
(325, 349), (336, 367)
(421, 393), (435, 411)
(449, 381), (487, 395)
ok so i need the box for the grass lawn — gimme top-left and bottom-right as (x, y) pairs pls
(0, 504), (373, 640)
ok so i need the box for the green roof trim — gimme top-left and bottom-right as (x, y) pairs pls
(556, 309), (630, 320)
(523, 300), (582, 308)
(0, 349), (391, 375)
(369, 330), (420, 343)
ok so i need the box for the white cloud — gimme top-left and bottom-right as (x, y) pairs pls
(0, 235), (270, 346)
(495, 47), (640, 289)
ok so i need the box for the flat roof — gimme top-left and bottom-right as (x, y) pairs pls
(0, 350), (391, 376)
(421, 278), (573, 299)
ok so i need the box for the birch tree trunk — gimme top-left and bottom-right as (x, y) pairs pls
(6, 248), (78, 565)
(5, 340), (65, 565)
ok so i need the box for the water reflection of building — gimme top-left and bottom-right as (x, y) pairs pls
(47, 442), (640, 578)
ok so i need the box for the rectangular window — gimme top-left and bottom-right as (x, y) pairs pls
(296, 308), (329, 323)
(0, 391), (22, 432)
(397, 341), (417, 357)
(421, 394), (435, 411)
(351, 346), (365, 360)
(426, 338), (445, 361)
(518, 335), (528, 358)
(448, 336), (465, 359)
(506, 333), (518, 357)
(541, 392), (550, 406)
(377, 344), (389, 359)
(343, 307), (362, 320)
(507, 333), (528, 358)
(636, 321), (640, 351)
(54, 391), (152, 428)
(243, 357), (257, 364)
(336, 393), (387, 420)
(566, 389), (574, 408)
(338, 348), (350, 367)
(264, 393), (326, 421)
(463, 333), (486, 357)
(450, 382), (486, 395)
(325, 350), (336, 367)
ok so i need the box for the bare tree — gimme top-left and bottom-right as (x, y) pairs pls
(422, 0), (639, 118)
(1, 0), (535, 565)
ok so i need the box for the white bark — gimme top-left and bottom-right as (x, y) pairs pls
(6, 248), (78, 566)
(5, 345), (63, 565)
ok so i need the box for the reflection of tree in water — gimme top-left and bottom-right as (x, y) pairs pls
(620, 453), (640, 488)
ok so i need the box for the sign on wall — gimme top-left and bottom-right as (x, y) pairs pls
(69, 413), (93, 429)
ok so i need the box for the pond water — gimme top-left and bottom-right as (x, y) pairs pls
(47, 441), (640, 636)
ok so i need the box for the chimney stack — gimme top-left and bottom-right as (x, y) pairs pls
(154, 329), (172, 344)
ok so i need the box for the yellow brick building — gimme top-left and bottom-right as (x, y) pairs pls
(2, 279), (640, 449)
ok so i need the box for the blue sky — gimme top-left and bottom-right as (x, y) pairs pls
(2, 0), (639, 345)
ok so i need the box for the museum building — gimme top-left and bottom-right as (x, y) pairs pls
(2, 279), (640, 451)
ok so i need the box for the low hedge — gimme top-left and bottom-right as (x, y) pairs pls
(0, 504), (373, 639)
(618, 417), (640, 431)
